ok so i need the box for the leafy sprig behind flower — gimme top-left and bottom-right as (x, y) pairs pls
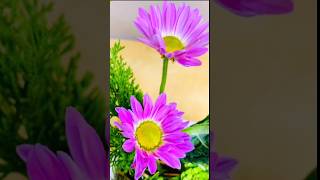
(109, 41), (143, 176)
(0, 0), (105, 177)
(110, 41), (143, 116)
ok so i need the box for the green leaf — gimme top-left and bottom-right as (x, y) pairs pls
(183, 115), (209, 166)
(183, 116), (209, 136)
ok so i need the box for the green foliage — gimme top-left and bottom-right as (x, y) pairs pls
(305, 167), (317, 180)
(145, 171), (164, 180)
(109, 41), (143, 177)
(181, 116), (209, 179)
(0, 0), (105, 177)
(110, 41), (143, 116)
(184, 116), (209, 165)
(110, 126), (135, 176)
(181, 162), (209, 180)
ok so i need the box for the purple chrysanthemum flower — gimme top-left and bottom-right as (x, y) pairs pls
(16, 107), (107, 180)
(115, 93), (194, 179)
(215, 0), (294, 17)
(134, 2), (209, 67)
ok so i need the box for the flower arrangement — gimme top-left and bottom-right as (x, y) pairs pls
(0, 0), (298, 179)
(109, 2), (212, 179)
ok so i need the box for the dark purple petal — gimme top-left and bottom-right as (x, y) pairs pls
(65, 107), (106, 179)
(215, 0), (294, 17)
(16, 144), (33, 162)
(211, 152), (238, 180)
(57, 151), (88, 180)
(25, 144), (70, 180)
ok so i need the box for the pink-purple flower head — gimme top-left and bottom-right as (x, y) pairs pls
(115, 93), (194, 179)
(135, 2), (209, 67)
(16, 107), (107, 180)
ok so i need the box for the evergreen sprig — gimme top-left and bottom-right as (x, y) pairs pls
(109, 41), (143, 177)
(0, 0), (105, 177)
(110, 41), (143, 116)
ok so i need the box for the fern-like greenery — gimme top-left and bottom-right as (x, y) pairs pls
(0, 0), (105, 178)
(109, 41), (143, 177)
(110, 41), (143, 116)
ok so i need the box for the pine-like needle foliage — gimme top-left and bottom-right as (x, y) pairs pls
(109, 41), (143, 177)
(0, 0), (105, 177)
(110, 41), (143, 116)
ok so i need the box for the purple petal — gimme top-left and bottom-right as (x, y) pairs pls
(175, 141), (194, 153)
(215, 0), (294, 17)
(143, 94), (153, 118)
(147, 155), (157, 175)
(168, 148), (186, 159)
(216, 154), (238, 174)
(211, 152), (238, 180)
(57, 151), (88, 180)
(122, 139), (135, 153)
(116, 107), (135, 126)
(156, 150), (181, 169)
(16, 144), (34, 162)
(65, 107), (106, 179)
(151, 93), (167, 117)
(176, 57), (202, 67)
(164, 132), (190, 144)
(25, 144), (70, 180)
(134, 149), (148, 180)
(130, 96), (144, 119)
(185, 47), (208, 57)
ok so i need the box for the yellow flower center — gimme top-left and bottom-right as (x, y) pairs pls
(163, 36), (184, 53)
(135, 120), (163, 151)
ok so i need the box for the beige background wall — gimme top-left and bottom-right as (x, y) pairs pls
(8, 0), (315, 179)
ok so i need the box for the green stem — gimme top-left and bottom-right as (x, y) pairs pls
(159, 57), (169, 94)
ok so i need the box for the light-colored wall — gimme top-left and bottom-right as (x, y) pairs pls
(110, 1), (209, 39)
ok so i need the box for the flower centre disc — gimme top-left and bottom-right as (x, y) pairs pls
(163, 36), (184, 53)
(135, 120), (163, 151)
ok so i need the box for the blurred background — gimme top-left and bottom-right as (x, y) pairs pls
(0, 0), (316, 179)
(212, 0), (317, 179)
